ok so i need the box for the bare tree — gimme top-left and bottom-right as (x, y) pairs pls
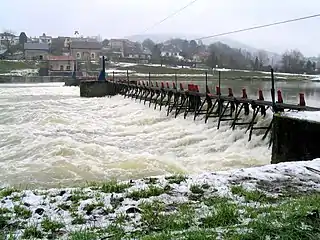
(257, 50), (269, 66)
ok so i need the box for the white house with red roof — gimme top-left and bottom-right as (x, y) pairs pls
(48, 55), (75, 72)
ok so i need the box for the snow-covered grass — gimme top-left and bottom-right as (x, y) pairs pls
(110, 63), (316, 81)
(1, 159), (320, 239)
(0, 61), (38, 74)
(0, 69), (38, 77)
(1, 60), (318, 81)
(282, 111), (320, 123)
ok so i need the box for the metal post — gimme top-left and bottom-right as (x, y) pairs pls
(112, 71), (114, 82)
(218, 71), (221, 96)
(271, 68), (276, 112)
(127, 69), (129, 85)
(205, 71), (208, 93)
(175, 73), (178, 91)
(148, 72), (151, 86)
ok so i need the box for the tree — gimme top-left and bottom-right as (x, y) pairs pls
(207, 42), (252, 70)
(206, 51), (219, 69)
(306, 60), (313, 74)
(1, 30), (17, 56)
(281, 50), (305, 73)
(253, 57), (260, 70)
(257, 50), (269, 67)
(102, 39), (109, 47)
(189, 40), (198, 56)
(312, 61), (317, 72)
(151, 44), (162, 63)
(142, 38), (155, 51)
(19, 32), (28, 45)
(197, 40), (204, 46)
(181, 40), (190, 57)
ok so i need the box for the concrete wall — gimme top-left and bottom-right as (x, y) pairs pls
(80, 81), (118, 97)
(271, 114), (320, 164)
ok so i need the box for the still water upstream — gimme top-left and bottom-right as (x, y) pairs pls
(0, 80), (319, 188)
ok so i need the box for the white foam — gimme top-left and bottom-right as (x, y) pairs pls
(0, 83), (272, 187)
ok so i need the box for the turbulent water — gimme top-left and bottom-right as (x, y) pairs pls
(3, 81), (316, 188)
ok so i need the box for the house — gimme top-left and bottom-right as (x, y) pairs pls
(48, 55), (75, 73)
(102, 47), (124, 60)
(24, 43), (49, 60)
(70, 40), (102, 61)
(0, 33), (19, 46)
(126, 47), (141, 59)
(160, 45), (182, 58)
(39, 33), (52, 45)
(141, 48), (152, 60)
(110, 39), (136, 53)
(64, 37), (99, 48)
(192, 52), (210, 62)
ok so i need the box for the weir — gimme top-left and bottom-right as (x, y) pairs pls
(78, 59), (320, 164)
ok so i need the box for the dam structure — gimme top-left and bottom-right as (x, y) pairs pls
(79, 60), (320, 163)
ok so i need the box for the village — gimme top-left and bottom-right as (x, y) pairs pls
(1, 30), (320, 82)
(0, 31), (214, 77)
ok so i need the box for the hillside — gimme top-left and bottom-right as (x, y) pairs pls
(125, 33), (281, 63)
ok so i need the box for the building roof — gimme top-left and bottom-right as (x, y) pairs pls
(47, 55), (75, 61)
(70, 41), (102, 50)
(24, 43), (49, 51)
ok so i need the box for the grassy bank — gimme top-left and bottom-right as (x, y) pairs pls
(1, 161), (320, 240)
(0, 61), (38, 74)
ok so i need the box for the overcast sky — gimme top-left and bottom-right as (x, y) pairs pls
(1, 0), (319, 56)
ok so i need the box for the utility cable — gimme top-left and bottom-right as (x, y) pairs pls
(195, 13), (320, 40)
(138, 0), (201, 34)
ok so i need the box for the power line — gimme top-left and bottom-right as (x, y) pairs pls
(196, 13), (320, 41)
(138, 0), (201, 34)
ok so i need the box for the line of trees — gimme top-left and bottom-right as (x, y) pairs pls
(141, 37), (318, 74)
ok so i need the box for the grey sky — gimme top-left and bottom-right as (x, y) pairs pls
(1, 0), (319, 56)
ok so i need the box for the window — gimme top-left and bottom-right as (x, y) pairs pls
(76, 52), (81, 59)
(50, 65), (53, 70)
(39, 55), (43, 60)
(60, 65), (64, 71)
(91, 53), (95, 59)
(66, 65), (71, 71)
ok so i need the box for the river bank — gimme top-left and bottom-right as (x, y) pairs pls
(1, 159), (319, 239)
(1, 60), (318, 82)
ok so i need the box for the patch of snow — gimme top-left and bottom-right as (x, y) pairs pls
(0, 68), (38, 76)
(282, 111), (320, 123)
(22, 190), (43, 206)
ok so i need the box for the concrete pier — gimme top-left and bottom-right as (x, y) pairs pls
(271, 112), (320, 164)
(79, 80), (118, 97)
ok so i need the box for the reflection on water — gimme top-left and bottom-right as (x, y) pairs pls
(183, 78), (320, 107)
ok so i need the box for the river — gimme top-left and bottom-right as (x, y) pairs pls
(0, 80), (319, 188)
